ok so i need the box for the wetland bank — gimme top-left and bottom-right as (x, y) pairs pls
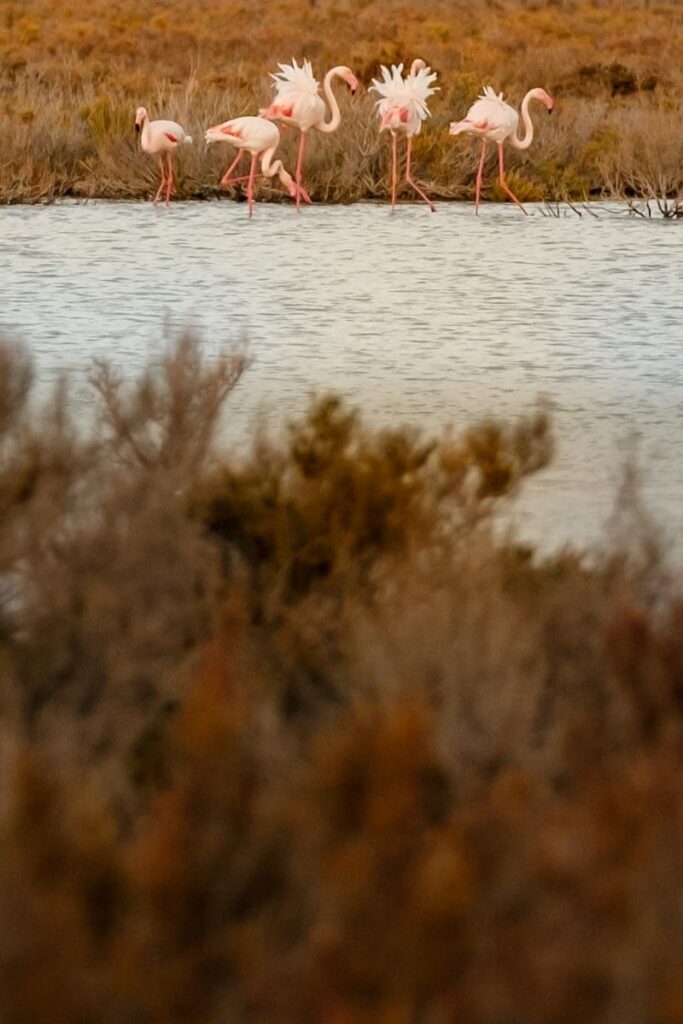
(2, 0), (683, 204)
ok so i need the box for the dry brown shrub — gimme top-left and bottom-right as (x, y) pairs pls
(0, 333), (682, 1022)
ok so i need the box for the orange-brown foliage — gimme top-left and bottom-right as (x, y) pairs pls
(1, 0), (682, 202)
(1, 334), (683, 1022)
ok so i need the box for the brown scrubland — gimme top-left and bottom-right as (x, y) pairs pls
(1, 332), (683, 1022)
(1, 0), (683, 203)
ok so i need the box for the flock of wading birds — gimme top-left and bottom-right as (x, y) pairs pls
(135, 57), (555, 216)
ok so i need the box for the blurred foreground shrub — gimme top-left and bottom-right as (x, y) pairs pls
(0, 334), (682, 1023)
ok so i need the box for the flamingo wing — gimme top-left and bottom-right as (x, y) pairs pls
(370, 62), (438, 133)
(205, 116), (279, 152)
(369, 63), (407, 116)
(266, 59), (324, 129)
(450, 88), (518, 140)
(148, 119), (189, 147)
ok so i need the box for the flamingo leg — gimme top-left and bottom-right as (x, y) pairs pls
(223, 174), (266, 186)
(153, 155), (166, 205)
(498, 143), (527, 214)
(405, 137), (435, 212)
(390, 132), (398, 211)
(220, 151), (245, 186)
(295, 132), (307, 212)
(246, 153), (257, 218)
(165, 152), (174, 206)
(475, 141), (487, 214)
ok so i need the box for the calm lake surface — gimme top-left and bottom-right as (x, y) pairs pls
(2, 200), (682, 552)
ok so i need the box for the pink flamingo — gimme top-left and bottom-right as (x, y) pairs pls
(369, 59), (439, 212)
(134, 107), (192, 206)
(204, 115), (309, 218)
(449, 86), (554, 214)
(260, 59), (359, 210)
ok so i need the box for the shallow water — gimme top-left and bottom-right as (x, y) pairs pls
(2, 200), (682, 552)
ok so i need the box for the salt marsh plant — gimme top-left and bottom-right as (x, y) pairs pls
(0, 332), (682, 1021)
(1, 0), (683, 202)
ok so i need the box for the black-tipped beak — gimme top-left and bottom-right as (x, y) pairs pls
(135, 123), (140, 133)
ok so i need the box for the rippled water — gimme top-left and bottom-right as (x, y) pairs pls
(2, 200), (683, 551)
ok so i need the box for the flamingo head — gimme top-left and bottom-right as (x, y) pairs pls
(134, 106), (148, 132)
(530, 88), (555, 113)
(339, 67), (359, 93)
(409, 58), (427, 75)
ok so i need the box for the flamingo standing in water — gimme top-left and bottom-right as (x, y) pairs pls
(369, 59), (439, 212)
(261, 59), (359, 209)
(204, 115), (309, 217)
(135, 107), (192, 206)
(449, 86), (555, 213)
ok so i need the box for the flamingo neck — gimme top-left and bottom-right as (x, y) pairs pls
(261, 147), (294, 192)
(509, 91), (535, 151)
(317, 68), (344, 133)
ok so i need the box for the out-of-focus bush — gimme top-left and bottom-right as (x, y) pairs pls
(0, 334), (682, 1023)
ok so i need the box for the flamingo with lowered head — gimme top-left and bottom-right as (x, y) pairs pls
(369, 58), (439, 212)
(449, 86), (554, 213)
(260, 59), (359, 209)
(205, 115), (310, 217)
(134, 107), (192, 206)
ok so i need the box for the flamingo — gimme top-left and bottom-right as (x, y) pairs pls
(134, 107), (192, 206)
(260, 59), (359, 210)
(449, 86), (555, 214)
(204, 115), (309, 217)
(369, 59), (439, 212)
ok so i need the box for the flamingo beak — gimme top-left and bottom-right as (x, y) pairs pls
(349, 74), (359, 94)
(135, 122), (141, 132)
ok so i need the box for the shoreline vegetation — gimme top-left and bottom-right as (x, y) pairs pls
(1, 333), (683, 1020)
(2, 0), (683, 205)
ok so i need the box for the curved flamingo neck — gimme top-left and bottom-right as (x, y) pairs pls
(317, 67), (346, 133)
(139, 118), (151, 149)
(509, 91), (536, 151)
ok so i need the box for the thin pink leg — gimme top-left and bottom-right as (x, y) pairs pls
(391, 132), (398, 211)
(165, 152), (173, 206)
(220, 151), (245, 186)
(475, 141), (487, 214)
(223, 174), (265, 185)
(153, 155), (165, 205)
(406, 137), (435, 212)
(295, 132), (307, 212)
(498, 143), (527, 214)
(247, 153), (257, 218)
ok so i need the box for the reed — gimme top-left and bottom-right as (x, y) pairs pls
(1, 0), (682, 203)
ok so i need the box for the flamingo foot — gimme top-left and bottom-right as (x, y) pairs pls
(407, 177), (435, 212)
(501, 183), (527, 214)
(293, 183), (312, 205)
(497, 143), (527, 215)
